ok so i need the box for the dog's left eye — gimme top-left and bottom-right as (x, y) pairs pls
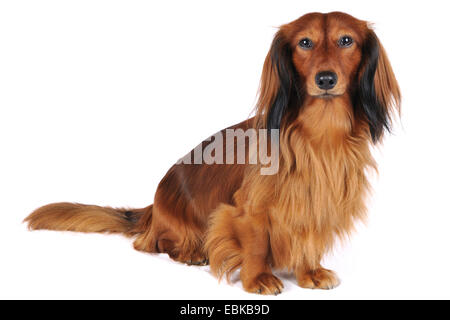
(338, 36), (353, 48)
(299, 38), (313, 49)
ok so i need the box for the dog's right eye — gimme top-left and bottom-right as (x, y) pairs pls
(299, 38), (313, 50)
(338, 36), (354, 48)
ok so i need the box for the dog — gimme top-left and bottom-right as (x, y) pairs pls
(25, 12), (400, 295)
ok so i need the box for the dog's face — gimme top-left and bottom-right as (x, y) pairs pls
(289, 13), (364, 98)
(257, 12), (400, 142)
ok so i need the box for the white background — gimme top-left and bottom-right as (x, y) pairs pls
(1, 0), (449, 300)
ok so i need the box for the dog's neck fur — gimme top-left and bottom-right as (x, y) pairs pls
(280, 95), (366, 171)
(299, 95), (354, 144)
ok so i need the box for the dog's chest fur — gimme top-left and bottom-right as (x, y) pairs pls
(268, 100), (375, 271)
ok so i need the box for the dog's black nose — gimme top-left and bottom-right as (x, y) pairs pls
(315, 71), (338, 90)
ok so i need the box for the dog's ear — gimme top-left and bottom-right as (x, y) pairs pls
(255, 31), (302, 130)
(355, 29), (401, 142)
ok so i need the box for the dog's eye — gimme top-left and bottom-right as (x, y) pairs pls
(338, 36), (353, 48)
(299, 38), (313, 50)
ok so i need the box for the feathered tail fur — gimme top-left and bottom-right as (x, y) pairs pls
(24, 202), (150, 236)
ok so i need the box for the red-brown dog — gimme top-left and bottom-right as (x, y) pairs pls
(25, 12), (400, 295)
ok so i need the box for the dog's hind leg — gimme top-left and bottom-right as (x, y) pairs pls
(133, 204), (208, 265)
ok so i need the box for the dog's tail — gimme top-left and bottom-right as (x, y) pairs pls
(24, 202), (152, 236)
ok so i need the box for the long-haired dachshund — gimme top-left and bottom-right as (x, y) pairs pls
(25, 12), (400, 294)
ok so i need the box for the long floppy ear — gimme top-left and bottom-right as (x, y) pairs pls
(355, 29), (401, 142)
(255, 30), (302, 130)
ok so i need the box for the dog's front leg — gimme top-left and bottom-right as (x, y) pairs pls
(295, 250), (340, 290)
(237, 214), (283, 295)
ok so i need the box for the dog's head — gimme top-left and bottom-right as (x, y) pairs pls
(256, 12), (400, 142)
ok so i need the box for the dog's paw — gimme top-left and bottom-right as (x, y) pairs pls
(244, 273), (284, 295)
(184, 257), (209, 266)
(297, 268), (340, 290)
(176, 251), (209, 266)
